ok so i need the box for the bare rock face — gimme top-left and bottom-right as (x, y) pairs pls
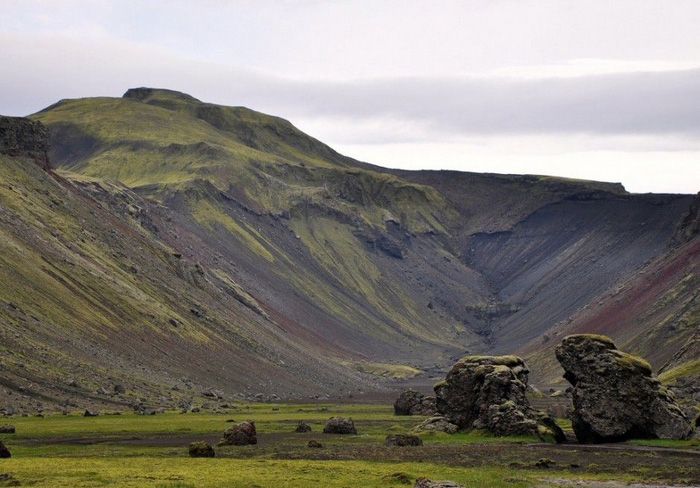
(434, 355), (565, 442)
(0, 116), (50, 169)
(220, 420), (257, 445)
(556, 334), (692, 443)
(322, 417), (357, 434)
(394, 389), (437, 416)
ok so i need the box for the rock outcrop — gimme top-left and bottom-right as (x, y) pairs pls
(671, 192), (700, 246)
(0, 116), (50, 169)
(556, 334), (692, 443)
(435, 355), (565, 442)
(394, 389), (437, 416)
(322, 417), (357, 434)
(220, 420), (257, 445)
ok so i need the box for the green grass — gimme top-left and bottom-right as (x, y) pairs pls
(1, 405), (696, 487)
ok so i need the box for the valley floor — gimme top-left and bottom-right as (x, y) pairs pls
(1, 405), (699, 487)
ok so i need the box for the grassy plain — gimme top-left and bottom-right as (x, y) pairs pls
(1, 404), (699, 487)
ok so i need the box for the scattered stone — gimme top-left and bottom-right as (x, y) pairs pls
(83, 409), (99, 417)
(220, 420), (257, 446)
(384, 472), (412, 485)
(96, 387), (108, 395)
(188, 441), (215, 458)
(0, 473), (19, 486)
(190, 407), (201, 413)
(556, 334), (692, 443)
(434, 355), (565, 442)
(307, 440), (323, 448)
(394, 389), (437, 416)
(412, 416), (459, 434)
(295, 421), (312, 433)
(67, 379), (80, 388)
(322, 417), (357, 435)
(0, 442), (9, 458)
(0, 426), (14, 434)
(534, 458), (555, 468)
(113, 384), (125, 394)
(413, 478), (464, 488)
(384, 434), (423, 446)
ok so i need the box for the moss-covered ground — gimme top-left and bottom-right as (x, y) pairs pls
(1, 404), (699, 487)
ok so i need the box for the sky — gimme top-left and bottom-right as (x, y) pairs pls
(1, 0), (699, 193)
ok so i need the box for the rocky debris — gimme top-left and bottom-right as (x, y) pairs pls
(434, 355), (565, 442)
(220, 420), (257, 446)
(0, 426), (14, 434)
(83, 409), (99, 417)
(394, 389), (437, 416)
(294, 421), (312, 433)
(412, 416), (459, 434)
(323, 417), (357, 435)
(384, 434), (423, 446)
(414, 478), (464, 488)
(0, 116), (50, 169)
(188, 441), (215, 457)
(0, 442), (9, 458)
(113, 384), (125, 394)
(307, 440), (323, 448)
(556, 334), (693, 443)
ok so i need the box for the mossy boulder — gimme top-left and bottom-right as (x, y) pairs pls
(434, 355), (565, 442)
(556, 334), (692, 443)
(322, 417), (357, 435)
(394, 389), (436, 416)
(220, 420), (257, 446)
(188, 441), (215, 457)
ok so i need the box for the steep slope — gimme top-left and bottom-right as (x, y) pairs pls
(0, 87), (689, 410)
(0, 116), (384, 413)
(520, 193), (699, 387)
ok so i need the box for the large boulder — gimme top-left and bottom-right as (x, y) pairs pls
(322, 417), (357, 434)
(555, 334), (692, 443)
(220, 420), (257, 445)
(394, 389), (437, 416)
(0, 441), (10, 458)
(434, 355), (565, 442)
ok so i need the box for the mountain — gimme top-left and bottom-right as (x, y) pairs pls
(0, 88), (695, 412)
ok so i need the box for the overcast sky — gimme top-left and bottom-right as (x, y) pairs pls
(2, 0), (699, 193)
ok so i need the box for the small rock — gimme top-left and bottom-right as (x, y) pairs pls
(0, 426), (15, 434)
(412, 416), (459, 434)
(307, 440), (323, 448)
(67, 379), (80, 388)
(534, 458), (555, 468)
(83, 409), (99, 417)
(188, 441), (215, 458)
(413, 478), (464, 488)
(0, 441), (10, 458)
(322, 417), (357, 435)
(295, 421), (312, 433)
(384, 434), (423, 446)
(113, 384), (125, 394)
(385, 472), (412, 485)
